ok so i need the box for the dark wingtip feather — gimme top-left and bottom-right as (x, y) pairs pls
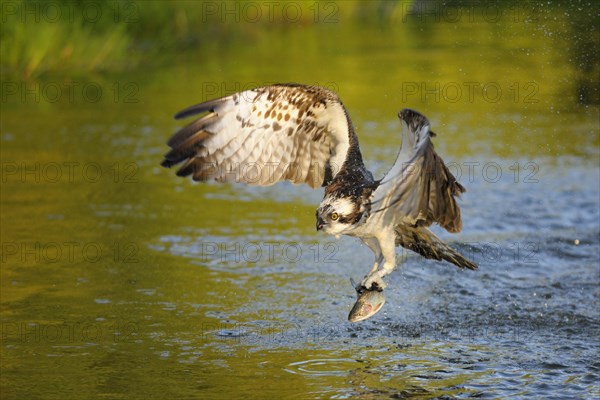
(174, 98), (226, 120)
(398, 108), (434, 142)
(174, 107), (202, 120)
(162, 130), (209, 169)
(398, 108), (430, 127)
(175, 159), (196, 177)
(167, 115), (215, 148)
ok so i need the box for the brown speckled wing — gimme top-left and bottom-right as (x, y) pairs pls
(162, 84), (357, 189)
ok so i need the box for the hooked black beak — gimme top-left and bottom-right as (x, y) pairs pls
(316, 217), (325, 231)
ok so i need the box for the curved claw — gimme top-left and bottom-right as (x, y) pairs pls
(360, 273), (387, 292)
(369, 281), (385, 292)
(349, 277), (363, 294)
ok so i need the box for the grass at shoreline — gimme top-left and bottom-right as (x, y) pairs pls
(1, 0), (594, 89)
(1, 0), (388, 81)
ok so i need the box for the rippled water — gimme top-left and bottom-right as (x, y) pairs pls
(2, 3), (599, 399)
(151, 160), (598, 398)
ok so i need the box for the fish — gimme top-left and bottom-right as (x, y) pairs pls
(348, 278), (385, 322)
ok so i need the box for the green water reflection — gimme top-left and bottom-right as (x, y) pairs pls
(1, 2), (599, 399)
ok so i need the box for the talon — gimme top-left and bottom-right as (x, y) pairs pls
(350, 277), (363, 294)
(360, 273), (387, 291)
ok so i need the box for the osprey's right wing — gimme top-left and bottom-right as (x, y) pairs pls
(370, 109), (465, 234)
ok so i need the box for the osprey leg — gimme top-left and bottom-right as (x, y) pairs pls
(360, 234), (396, 290)
(361, 237), (383, 275)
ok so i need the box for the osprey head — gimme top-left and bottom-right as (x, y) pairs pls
(316, 195), (361, 235)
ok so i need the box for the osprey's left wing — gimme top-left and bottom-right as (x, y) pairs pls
(370, 109), (465, 233)
(161, 84), (357, 189)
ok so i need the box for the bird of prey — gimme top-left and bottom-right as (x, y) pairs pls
(162, 83), (477, 296)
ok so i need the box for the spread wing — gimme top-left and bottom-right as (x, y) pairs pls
(370, 109), (465, 233)
(161, 84), (357, 189)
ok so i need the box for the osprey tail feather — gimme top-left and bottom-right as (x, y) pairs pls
(394, 226), (477, 270)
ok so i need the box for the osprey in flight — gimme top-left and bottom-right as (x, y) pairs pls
(162, 84), (476, 296)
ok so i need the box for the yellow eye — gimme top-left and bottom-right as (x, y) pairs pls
(330, 212), (339, 221)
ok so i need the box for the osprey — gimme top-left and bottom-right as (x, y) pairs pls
(162, 84), (476, 299)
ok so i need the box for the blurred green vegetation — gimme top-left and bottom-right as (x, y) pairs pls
(3, 0), (597, 86)
(1, 0), (394, 80)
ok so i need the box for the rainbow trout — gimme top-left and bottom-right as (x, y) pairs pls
(348, 278), (385, 322)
